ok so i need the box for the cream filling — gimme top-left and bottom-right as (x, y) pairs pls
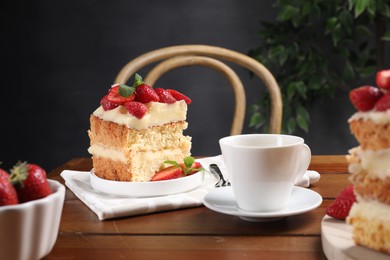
(348, 110), (390, 124)
(348, 146), (390, 179)
(349, 200), (390, 221)
(88, 145), (127, 163)
(93, 100), (187, 130)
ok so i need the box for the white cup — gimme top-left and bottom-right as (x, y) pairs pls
(219, 134), (311, 212)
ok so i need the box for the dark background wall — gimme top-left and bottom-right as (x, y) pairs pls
(1, 0), (389, 172)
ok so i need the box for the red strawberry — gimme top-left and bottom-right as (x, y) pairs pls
(151, 166), (184, 181)
(326, 185), (356, 220)
(167, 89), (192, 104)
(155, 88), (176, 103)
(10, 162), (52, 203)
(374, 91), (390, 111)
(106, 84), (135, 105)
(0, 169), (18, 206)
(376, 69), (390, 89)
(135, 84), (160, 103)
(124, 101), (148, 119)
(100, 96), (118, 111)
(349, 86), (383, 111)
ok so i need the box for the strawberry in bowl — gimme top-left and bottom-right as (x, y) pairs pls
(0, 161), (65, 260)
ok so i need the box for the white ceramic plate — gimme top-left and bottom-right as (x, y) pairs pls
(90, 170), (204, 197)
(321, 215), (390, 260)
(203, 186), (322, 221)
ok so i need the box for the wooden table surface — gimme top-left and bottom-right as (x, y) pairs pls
(44, 155), (350, 260)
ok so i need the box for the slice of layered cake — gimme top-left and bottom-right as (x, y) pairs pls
(88, 74), (192, 182)
(347, 70), (390, 254)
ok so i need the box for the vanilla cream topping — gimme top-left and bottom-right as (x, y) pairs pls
(348, 146), (390, 179)
(348, 110), (390, 124)
(93, 100), (187, 130)
(349, 200), (390, 221)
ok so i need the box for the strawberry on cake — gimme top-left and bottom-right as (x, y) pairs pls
(88, 74), (192, 182)
(346, 69), (390, 254)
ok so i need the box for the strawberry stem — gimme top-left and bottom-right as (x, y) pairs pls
(9, 161), (29, 187)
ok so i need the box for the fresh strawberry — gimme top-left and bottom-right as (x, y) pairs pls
(100, 96), (118, 111)
(374, 91), (390, 111)
(349, 86), (383, 111)
(376, 69), (390, 89)
(155, 88), (176, 103)
(151, 166), (183, 181)
(0, 169), (18, 206)
(326, 185), (356, 220)
(10, 162), (52, 203)
(124, 101), (148, 119)
(135, 84), (160, 103)
(106, 84), (135, 105)
(167, 89), (192, 104)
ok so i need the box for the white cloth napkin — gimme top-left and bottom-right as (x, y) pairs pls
(60, 155), (320, 220)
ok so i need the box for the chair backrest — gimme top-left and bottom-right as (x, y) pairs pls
(114, 44), (282, 135)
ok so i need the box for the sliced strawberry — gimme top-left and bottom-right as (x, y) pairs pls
(124, 101), (148, 119)
(374, 91), (390, 111)
(0, 169), (18, 206)
(10, 162), (52, 203)
(100, 96), (118, 111)
(376, 69), (390, 89)
(349, 86), (383, 111)
(326, 185), (356, 220)
(135, 84), (160, 103)
(106, 85), (135, 105)
(167, 89), (192, 104)
(151, 166), (183, 181)
(155, 88), (176, 103)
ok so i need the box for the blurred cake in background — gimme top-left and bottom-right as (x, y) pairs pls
(347, 69), (390, 254)
(88, 74), (192, 182)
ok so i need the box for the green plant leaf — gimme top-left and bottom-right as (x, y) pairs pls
(338, 10), (353, 34)
(287, 118), (296, 134)
(296, 106), (309, 132)
(277, 5), (298, 21)
(354, 0), (369, 18)
(326, 17), (338, 34)
(342, 61), (355, 81)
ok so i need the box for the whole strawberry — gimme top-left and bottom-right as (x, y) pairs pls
(374, 91), (390, 111)
(155, 88), (176, 103)
(376, 69), (390, 89)
(135, 84), (160, 103)
(10, 161), (52, 203)
(0, 168), (18, 206)
(124, 101), (148, 119)
(326, 185), (356, 220)
(349, 86), (383, 111)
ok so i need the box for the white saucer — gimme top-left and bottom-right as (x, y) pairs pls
(90, 170), (204, 197)
(203, 186), (322, 222)
(321, 215), (390, 260)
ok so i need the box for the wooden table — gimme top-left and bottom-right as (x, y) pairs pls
(44, 155), (349, 260)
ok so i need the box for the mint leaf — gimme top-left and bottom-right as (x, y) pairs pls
(183, 156), (195, 168)
(134, 73), (143, 87)
(119, 84), (135, 97)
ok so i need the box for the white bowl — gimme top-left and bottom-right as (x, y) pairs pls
(90, 170), (204, 197)
(0, 180), (65, 260)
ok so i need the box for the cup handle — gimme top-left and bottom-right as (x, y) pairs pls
(294, 144), (311, 183)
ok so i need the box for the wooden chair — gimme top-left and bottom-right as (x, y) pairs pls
(114, 45), (282, 134)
